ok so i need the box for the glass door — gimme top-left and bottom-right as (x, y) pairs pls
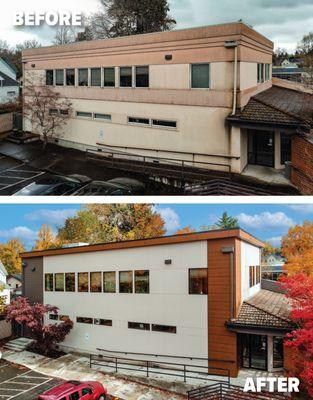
(241, 334), (268, 371)
(248, 131), (275, 167)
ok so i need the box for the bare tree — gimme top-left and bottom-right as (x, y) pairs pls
(298, 32), (313, 88)
(53, 27), (76, 45)
(23, 79), (73, 149)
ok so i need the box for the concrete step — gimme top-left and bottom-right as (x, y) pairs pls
(3, 337), (34, 352)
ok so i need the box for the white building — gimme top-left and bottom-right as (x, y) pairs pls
(0, 58), (19, 104)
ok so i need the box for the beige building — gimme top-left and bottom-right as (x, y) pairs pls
(22, 22), (281, 174)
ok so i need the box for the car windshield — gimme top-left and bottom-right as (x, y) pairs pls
(15, 176), (81, 196)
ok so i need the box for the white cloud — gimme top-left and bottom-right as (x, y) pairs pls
(287, 204), (313, 214)
(237, 212), (294, 230)
(25, 208), (77, 225)
(266, 236), (282, 247)
(155, 207), (180, 233)
(0, 226), (37, 244)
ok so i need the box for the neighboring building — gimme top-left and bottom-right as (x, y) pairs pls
(0, 261), (11, 305)
(7, 274), (22, 299)
(262, 254), (285, 281)
(21, 229), (293, 377)
(0, 58), (19, 104)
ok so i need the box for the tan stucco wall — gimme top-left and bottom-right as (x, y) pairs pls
(150, 64), (190, 90)
(239, 62), (258, 91)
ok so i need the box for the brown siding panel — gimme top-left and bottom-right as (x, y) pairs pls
(22, 257), (43, 304)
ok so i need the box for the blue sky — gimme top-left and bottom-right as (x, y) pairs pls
(0, 203), (312, 249)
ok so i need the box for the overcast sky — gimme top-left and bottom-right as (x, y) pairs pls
(1, 0), (312, 51)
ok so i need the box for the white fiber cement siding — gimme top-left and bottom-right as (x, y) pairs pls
(241, 241), (261, 301)
(43, 241), (208, 359)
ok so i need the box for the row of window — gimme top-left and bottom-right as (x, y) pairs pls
(44, 268), (208, 295)
(257, 63), (271, 84)
(249, 265), (261, 288)
(45, 64), (211, 89)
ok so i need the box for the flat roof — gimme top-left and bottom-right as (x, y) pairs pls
(21, 228), (264, 259)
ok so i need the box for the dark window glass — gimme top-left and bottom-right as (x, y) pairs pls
(69, 392), (79, 400)
(94, 113), (111, 120)
(256, 266), (261, 285)
(54, 273), (64, 292)
(128, 322), (150, 331)
(103, 271), (116, 293)
(59, 315), (70, 321)
(152, 119), (177, 128)
(78, 68), (88, 86)
(77, 317), (93, 324)
(91, 68), (101, 86)
(78, 272), (89, 292)
(49, 108), (59, 115)
(281, 133), (292, 165)
(46, 70), (54, 85)
(128, 117), (150, 125)
(60, 109), (69, 115)
(119, 271), (133, 293)
(135, 270), (149, 294)
(104, 67), (115, 86)
(249, 266), (255, 287)
(152, 324), (177, 334)
(94, 318), (112, 326)
(65, 273), (75, 292)
(82, 388), (92, 396)
(55, 69), (64, 86)
(90, 272), (102, 292)
(189, 268), (208, 295)
(258, 63), (264, 83)
(265, 64), (271, 81)
(120, 67), (132, 87)
(66, 69), (75, 86)
(136, 66), (149, 87)
(76, 111), (92, 118)
(45, 273), (54, 291)
(273, 336), (284, 368)
(49, 314), (58, 320)
(191, 64), (210, 88)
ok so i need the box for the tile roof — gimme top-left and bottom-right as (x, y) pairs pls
(0, 57), (18, 73)
(227, 290), (294, 331)
(0, 70), (19, 87)
(228, 85), (313, 129)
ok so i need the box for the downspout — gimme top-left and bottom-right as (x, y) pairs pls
(232, 45), (238, 115)
(221, 246), (235, 319)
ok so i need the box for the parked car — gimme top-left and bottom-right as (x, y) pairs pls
(38, 380), (107, 400)
(72, 177), (145, 196)
(13, 174), (91, 196)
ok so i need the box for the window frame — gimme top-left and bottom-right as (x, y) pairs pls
(103, 67), (116, 87)
(103, 271), (116, 293)
(152, 324), (177, 334)
(90, 67), (102, 87)
(94, 113), (112, 121)
(257, 63), (265, 84)
(191, 63), (211, 89)
(119, 270), (133, 293)
(54, 273), (65, 292)
(135, 270), (149, 294)
(128, 321), (150, 331)
(128, 116), (151, 126)
(78, 272), (89, 292)
(188, 268), (208, 295)
(65, 273), (75, 292)
(119, 66), (133, 88)
(135, 65), (149, 88)
(55, 69), (64, 86)
(76, 111), (92, 118)
(90, 271), (102, 293)
(65, 68), (75, 86)
(76, 317), (93, 324)
(94, 318), (113, 326)
(78, 68), (89, 86)
(45, 273), (54, 292)
(152, 119), (177, 130)
(46, 69), (54, 86)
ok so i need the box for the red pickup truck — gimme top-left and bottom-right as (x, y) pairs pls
(38, 380), (107, 400)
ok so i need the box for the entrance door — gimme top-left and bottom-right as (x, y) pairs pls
(241, 334), (268, 371)
(248, 131), (275, 168)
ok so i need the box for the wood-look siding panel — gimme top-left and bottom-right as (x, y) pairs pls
(22, 257), (43, 304)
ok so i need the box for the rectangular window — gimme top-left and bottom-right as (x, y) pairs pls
(249, 266), (255, 287)
(191, 64), (210, 88)
(256, 266), (261, 285)
(152, 119), (177, 129)
(49, 109), (59, 115)
(94, 113), (111, 121)
(128, 117), (150, 125)
(78, 68), (88, 86)
(258, 63), (264, 83)
(45, 273), (54, 291)
(65, 273), (75, 292)
(128, 322), (150, 331)
(78, 272), (89, 292)
(119, 271), (133, 293)
(49, 314), (58, 320)
(152, 324), (177, 334)
(54, 273), (64, 292)
(189, 268), (208, 295)
(135, 270), (149, 294)
(103, 271), (116, 293)
(76, 317), (93, 324)
(281, 133), (292, 165)
(55, 69), (64, 86)
(94, 318), (113, 326)
(60, 109), (69, 116)
(136, 66), (149, 87)
(90, 272), (102, 293)
(104, 67), (115, 87)
(66, 69), (75, 86)
(120, 67), (132, 87)
(76, 111), (92, 118)
(59, 315), (70, 322)
(46, 70), (54, 85)
(265, 64), (271, 81)
(91, 68), (101, 86)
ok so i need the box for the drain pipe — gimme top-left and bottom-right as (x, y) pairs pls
(221, 246), (235, 319)
(225, 40), (238, 115)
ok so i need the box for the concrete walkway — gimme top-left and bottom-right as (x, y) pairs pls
(242, 165), (293, 187)
(2, 350), (188, 400)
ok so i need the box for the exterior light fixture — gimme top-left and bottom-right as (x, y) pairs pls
(165, 54), (173, 61)
(164, 259), (172, 265)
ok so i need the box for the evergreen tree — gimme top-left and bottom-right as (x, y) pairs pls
(216, 212), (239, 229)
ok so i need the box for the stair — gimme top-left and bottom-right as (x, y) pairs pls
(3, 337), (34, 352)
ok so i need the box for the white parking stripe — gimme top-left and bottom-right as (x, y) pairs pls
(7, 378), (53, 400)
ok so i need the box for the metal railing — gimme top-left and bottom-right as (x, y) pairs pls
(90, 351), (231, 385)
(188, 383), (289, 400)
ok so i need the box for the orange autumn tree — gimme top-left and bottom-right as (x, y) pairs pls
(282, 221), (313, 276)
(175, 226), (196, 235)
(33, 224), (61, 251)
